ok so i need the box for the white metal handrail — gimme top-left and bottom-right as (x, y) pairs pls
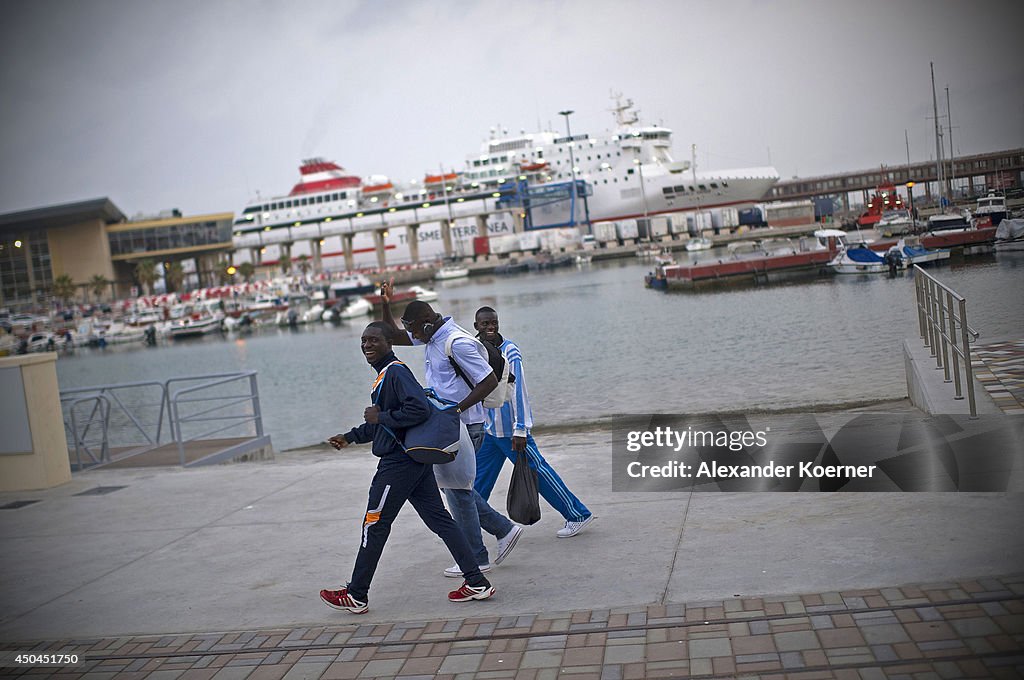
(913, 265), (980, 417)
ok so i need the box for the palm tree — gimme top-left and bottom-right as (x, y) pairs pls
(165, 262), (185, 293)
(238, 261), (255, 283)
(297, 254), (311, 277)
(89, 274), (109, 303)
(52, 274), (77, 306)
(279, 252), (292, 275)
(135, 260), (158, 296)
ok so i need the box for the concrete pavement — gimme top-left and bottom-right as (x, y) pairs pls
(1, 394), (1023, 677)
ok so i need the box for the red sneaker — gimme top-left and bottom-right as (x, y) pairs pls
(319, 587), (368, 614)
(448, 581), (495, 602)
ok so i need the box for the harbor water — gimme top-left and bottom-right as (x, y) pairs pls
(55, 252), (1024, 452)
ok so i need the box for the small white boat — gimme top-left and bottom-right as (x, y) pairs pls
(974, 191), (1007, 227)
(574, 252), (593, 265)
(898, 240), (950, 265)
(27, 331), (56, 352)
(876, 209), (915, 237)
(169, 311), (223, 339)
(434, 265), (469, 280)
(685, 237), (713, 252)
(829, 244), (890, 274)
(103, 322), (146, 344)
(302, 303), (325, 323)
(338, 297), (372, 319)
(407, 285), (439, 302)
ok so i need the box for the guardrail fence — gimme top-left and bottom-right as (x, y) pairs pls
(913, 265), (979, 417)
(60, 371), (268, 470)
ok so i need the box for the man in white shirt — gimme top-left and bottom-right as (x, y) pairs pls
(381, 283), (523, 576)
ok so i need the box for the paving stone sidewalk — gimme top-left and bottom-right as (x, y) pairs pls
(3, 574), (1022, 680)
(973, 339), (1024, 415)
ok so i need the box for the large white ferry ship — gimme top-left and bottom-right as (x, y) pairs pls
(233, 97), (778, 268)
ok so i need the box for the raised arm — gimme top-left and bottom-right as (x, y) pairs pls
(379, 278), (412, 345)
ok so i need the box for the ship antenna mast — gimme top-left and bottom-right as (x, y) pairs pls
(610, 91), (639, 127)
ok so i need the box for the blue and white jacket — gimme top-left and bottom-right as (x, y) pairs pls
(483, 336), (533, 439)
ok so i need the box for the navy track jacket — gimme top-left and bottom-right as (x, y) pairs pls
(344, 351), (430, 457)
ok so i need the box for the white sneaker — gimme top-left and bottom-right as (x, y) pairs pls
(494, 525), (524, 565)
(443, 563), (492, 578)
(557, 515), (595, 538)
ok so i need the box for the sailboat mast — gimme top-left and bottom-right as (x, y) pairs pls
(930, 62), (946, 207)
(946, 86), (956, 200)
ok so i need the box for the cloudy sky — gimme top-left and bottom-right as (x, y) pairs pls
(1, 0), (1021, 218)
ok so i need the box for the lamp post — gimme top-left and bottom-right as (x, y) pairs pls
(559, 110), (578, 231)
(906, 181), (916, 228)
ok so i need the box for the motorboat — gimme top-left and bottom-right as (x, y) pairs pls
(829, 244), (890, 274)
(168, 307), (223, 339)
(897, 240), (950, 265)
(407, 285), (439, 302)
(685, 237), (713, 251)
(635, 244), (661, 259)
(974, 191), (1007, 227)
(103, 322), (146, 344)
(653, 249), (675, 266)
(302, 303), (325, 323)
(328, 273), (376, 297)
(926, 211), (972, 233)
(994, 218), (1024, 251)
(876, 209), (916, 237)
(574, 252), (593, 265)
(27, 331), (57, 352)
(434, 265), (469, 280)
(338, 297), (372, 319)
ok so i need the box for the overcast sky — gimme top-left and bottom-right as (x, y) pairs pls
(1, 0), (1021, 218)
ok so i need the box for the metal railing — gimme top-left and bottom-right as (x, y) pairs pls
(61, 371), (265, 469)
(169, 371), (264, 466)
(64, 394), (112, 470)
(913, 265), (980, 417)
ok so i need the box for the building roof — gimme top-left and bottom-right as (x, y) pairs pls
(0, 198), (126, 233)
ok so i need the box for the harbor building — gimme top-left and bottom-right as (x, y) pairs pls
(0, 199), (233, 310)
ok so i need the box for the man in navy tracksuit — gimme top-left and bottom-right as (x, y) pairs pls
(320, 322), (495, 613)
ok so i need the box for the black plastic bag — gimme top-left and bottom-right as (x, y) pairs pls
(507, 449), (541, 525)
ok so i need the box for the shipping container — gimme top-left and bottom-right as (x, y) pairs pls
(616, 219), (640, 241)
(473, 236), (490, 256)
(593, 222), (619, 243)
(694, 211), (714, 232)
(765, 201), (815, 227)
(518, 232), (540, 252)
(638, 217), (671, 240)
(489, 234), (520, 255)
(711, 207), (740, 230)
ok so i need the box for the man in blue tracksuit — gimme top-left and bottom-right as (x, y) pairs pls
(473, 307), (595, 538)
(320, 322), (494, 614)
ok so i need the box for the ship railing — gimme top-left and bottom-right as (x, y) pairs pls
(913, 265), (979, 417)
(168, 371), (264, 467)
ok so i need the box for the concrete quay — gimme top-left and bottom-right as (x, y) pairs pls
(2, 391), (1024, 678)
